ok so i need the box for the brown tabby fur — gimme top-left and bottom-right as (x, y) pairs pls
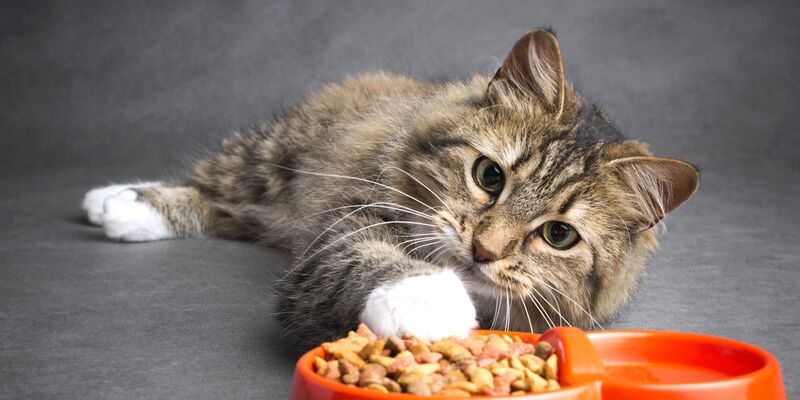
(125, 29), (699, 344)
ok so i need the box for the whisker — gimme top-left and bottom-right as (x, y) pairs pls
(396, 232), (446, 239)
(501, 287), (506, 331)
(491, 288), (501, 330)
(371, 201), (447, 223)
(406, 239), (443, 256)
(504, 286), (511, 331)
(424, 243), (448, 262)
(532, 280), (566, 326)
(293, 201), (442, 225)
(519, 293), (534, 333)
(363, 166), (390, 205)
(300, 202), (440, 257)
(381, 166), (456, 216)
(538, 284), (571, 327)
(526, 292), (554, 329)
(535, 291), (557, 328)
(396, 236), (443, 252)
(268, 163), (440, 213)
(549, 286), (567, 326)
(289, 220), (438, 277)
(529, 284), (569, 327)
(529, 275), (604, 330)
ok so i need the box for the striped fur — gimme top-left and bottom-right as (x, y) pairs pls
(93, 29), (699, 345)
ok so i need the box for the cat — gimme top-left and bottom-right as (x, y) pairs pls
(82, 29), (699, 345)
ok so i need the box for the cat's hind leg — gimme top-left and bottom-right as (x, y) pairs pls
(83, 183), (216, 242)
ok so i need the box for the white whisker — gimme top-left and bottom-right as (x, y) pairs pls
(491, 288), (501, 330)
(550, 286), (567, 326)
(293, 201), (442, 225)
(300, 202), (440, 257)
(289, 220), (438, 277)
(528, 274), (604, 330)
(504, 286), (511, 331)
(527, 292), (554, 329)
(406, 239), (443, 256)
(424, 243), (448, 262)
(268, 163), (440, 214)
(519, 293), (534, 333)
(396, 236), (442, 252)
(396, 232), (445, 239)
(529, 284), (569, 327)
(381, 166), (456, 216)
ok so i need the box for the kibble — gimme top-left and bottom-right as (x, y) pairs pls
(545, 354), (558, 380)
(366, 383), (389, 393)
(534, 341), (553, 359)
(406, 380), (433, 396)
(314, 323), (561, 396)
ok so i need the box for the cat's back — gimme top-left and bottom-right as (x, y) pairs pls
(263, 72), (431, 165)
(309, 71), (430, 108)
(298, 71), (432, 132)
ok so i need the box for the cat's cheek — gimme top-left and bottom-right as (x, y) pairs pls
(360, 269), (477, 341)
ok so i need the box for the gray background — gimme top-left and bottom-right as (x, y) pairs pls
(1, 0), (797, 398)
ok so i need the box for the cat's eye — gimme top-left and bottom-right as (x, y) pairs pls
(540, 221), (580, 250)
(472, 156), (505, 195)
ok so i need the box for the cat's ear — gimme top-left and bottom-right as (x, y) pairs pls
(607, 156), (700, 230)
(488, 28), (566, 116)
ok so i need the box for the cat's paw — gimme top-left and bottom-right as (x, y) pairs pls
(82, 182), (160, 225)
(361, 269), (477, 341)
(102, 189), (173, 242)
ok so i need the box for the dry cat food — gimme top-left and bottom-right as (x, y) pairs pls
(313, 324), (560, 397)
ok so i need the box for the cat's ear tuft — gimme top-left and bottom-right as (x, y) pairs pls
(607, 156), (700, 230)
(488, 28), (566, 116)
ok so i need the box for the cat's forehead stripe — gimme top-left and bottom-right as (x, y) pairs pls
(511, 150), (532, 172)
(557, 191), (581, 215)
(411, 135), (471, 155)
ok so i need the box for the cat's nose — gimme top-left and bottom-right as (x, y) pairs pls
(472, 222), (514, 262)
(473, 238), (500, 262)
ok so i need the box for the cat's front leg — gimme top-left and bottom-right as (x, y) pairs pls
(361, 268), (477, 341)
(277, 235), (477, 344)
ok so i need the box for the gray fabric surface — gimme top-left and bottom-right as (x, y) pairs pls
(1, 1), (797, 398)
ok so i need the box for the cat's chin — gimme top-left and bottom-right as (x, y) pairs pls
(460, 262), (533, 308)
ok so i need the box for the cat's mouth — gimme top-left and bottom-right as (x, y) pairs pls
(462, 259), (528, 296)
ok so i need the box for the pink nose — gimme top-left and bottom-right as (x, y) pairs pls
(473, 238), (500, 262)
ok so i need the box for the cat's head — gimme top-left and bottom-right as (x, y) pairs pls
(394, 29), (699, 331)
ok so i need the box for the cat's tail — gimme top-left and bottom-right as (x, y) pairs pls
(81, 182), (245, 242)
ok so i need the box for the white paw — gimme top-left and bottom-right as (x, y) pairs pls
(102, 189), (173, 242)
(361, 269), (477, 341)
(82, 182), (161, 225)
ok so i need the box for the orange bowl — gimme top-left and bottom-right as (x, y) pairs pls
(288, 327), (786, 400)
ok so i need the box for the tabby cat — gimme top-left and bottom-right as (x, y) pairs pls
(82, 29), (699, 345)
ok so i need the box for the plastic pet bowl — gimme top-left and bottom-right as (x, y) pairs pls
(288, 327), (786, 400)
